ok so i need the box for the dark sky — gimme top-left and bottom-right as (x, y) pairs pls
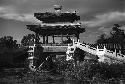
(0, 0), (125, 44)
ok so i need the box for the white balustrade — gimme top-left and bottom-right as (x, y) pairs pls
(69, 41), (125, 62)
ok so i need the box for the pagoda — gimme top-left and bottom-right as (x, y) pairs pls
(27, 5), (85, 71)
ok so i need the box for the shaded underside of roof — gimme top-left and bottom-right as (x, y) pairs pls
(27, 25), (85, 35)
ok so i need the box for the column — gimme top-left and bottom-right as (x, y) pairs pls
(52, 35), (55, 43)
(43, 35), (45, 44)
(77, 34), (79, 42)
(35, 33), (39, 44)
(61, 33), (63, 45)
(73, 34), (75, 39)
(46, 35), (48, 44)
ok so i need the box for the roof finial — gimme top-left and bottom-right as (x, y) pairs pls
(54, 5), (62, 10)
(54, 4), (62, 13)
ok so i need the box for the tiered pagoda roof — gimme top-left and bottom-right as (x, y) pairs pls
(27, 23), (85, 35)
(27, 5), (85, 40)
(34, 12), (80, 23)
(34, 5), (80, 23)
(27, 5), (85, 36)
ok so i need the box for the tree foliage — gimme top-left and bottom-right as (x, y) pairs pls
(74, 48), (86, 62)
(95, 24), (125, 52)
(0, 36), (18, 49)
(0, 36), (28, 68)
(95, 34), (108, 44)
(21, 34), (36, 46)
(56, 60), (125, 80)
(110, 24), (125, 45)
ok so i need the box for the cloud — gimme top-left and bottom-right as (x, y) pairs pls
(98, 27), (112, 38)
(0, 6), (41, 23)
(120, 26), (125, 30)
(98, 25), (125, 39)
(82, 12), (125, 28)
(98, 27), (112, 34)
(0, 0), (124, 24)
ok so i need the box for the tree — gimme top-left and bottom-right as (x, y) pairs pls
(110, 24), (125, 45)
(96, 24), (125, 44)
(95, 24), (125, 54)
(73, 48), (86, 66)
(21, 34), (36, 46)
(0, 36), (22, 68)
(95, 34), (108, 44)
(0, 36), (18, 49)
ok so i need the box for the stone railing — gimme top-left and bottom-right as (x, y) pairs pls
(70, 40), (125, 62)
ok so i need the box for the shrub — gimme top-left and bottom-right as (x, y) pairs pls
(55, 59), (125, 80)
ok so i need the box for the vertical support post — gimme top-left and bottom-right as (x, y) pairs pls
(77, 34), (79, 42)
(73, 34), (75, 41)
(61, 33), (63, 46)
(115, 49), (117, 56)
(35, 33), (39, 44)
(52, 35), (55, 43)
(43, 35), (45, 44)
(46, 35), (48, 44)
